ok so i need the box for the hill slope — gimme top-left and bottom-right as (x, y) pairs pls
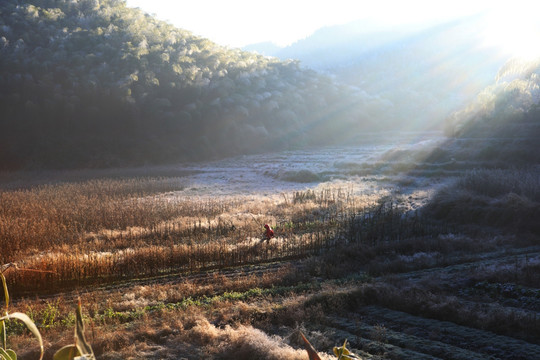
(442, 57), (540, 165)
(0, 0), (373, 170)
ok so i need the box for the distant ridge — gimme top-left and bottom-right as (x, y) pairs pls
(248, 15), (512, 131)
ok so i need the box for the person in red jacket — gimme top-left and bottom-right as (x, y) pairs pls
(264, 224), (274, 241)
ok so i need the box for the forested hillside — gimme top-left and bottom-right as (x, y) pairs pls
(442, 57), (540, 165)
(0, 0), (372, 170)
(446, 57), (540, 135)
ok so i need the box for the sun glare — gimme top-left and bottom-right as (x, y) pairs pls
(482, 6), (540, 59)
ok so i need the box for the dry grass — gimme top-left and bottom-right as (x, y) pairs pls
(1, 176), (384, 294)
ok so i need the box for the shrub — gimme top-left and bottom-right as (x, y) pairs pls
(457, 168), (540, 200)
(281, 170), (322, 183)
(426, 168), (540, 232)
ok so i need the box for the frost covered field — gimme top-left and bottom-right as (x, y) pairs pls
(163, 132), (446, 196)
(2, 132), (540, 359)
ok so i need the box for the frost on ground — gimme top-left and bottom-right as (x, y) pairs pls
(154, 132), (447, 201)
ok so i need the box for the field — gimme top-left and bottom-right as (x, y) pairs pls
(1, 133), (539, 359)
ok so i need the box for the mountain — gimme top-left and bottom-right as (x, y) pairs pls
(246, 16), (512, 131)
(0, 0), (372, 170)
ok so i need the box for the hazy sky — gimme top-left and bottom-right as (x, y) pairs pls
(125, 0), (540, 57)
(124, 1), (492, 47)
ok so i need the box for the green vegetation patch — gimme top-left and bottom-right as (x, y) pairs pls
(280, 170), (324, 183)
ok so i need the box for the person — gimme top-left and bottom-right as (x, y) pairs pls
(264, 224), (274, 241)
